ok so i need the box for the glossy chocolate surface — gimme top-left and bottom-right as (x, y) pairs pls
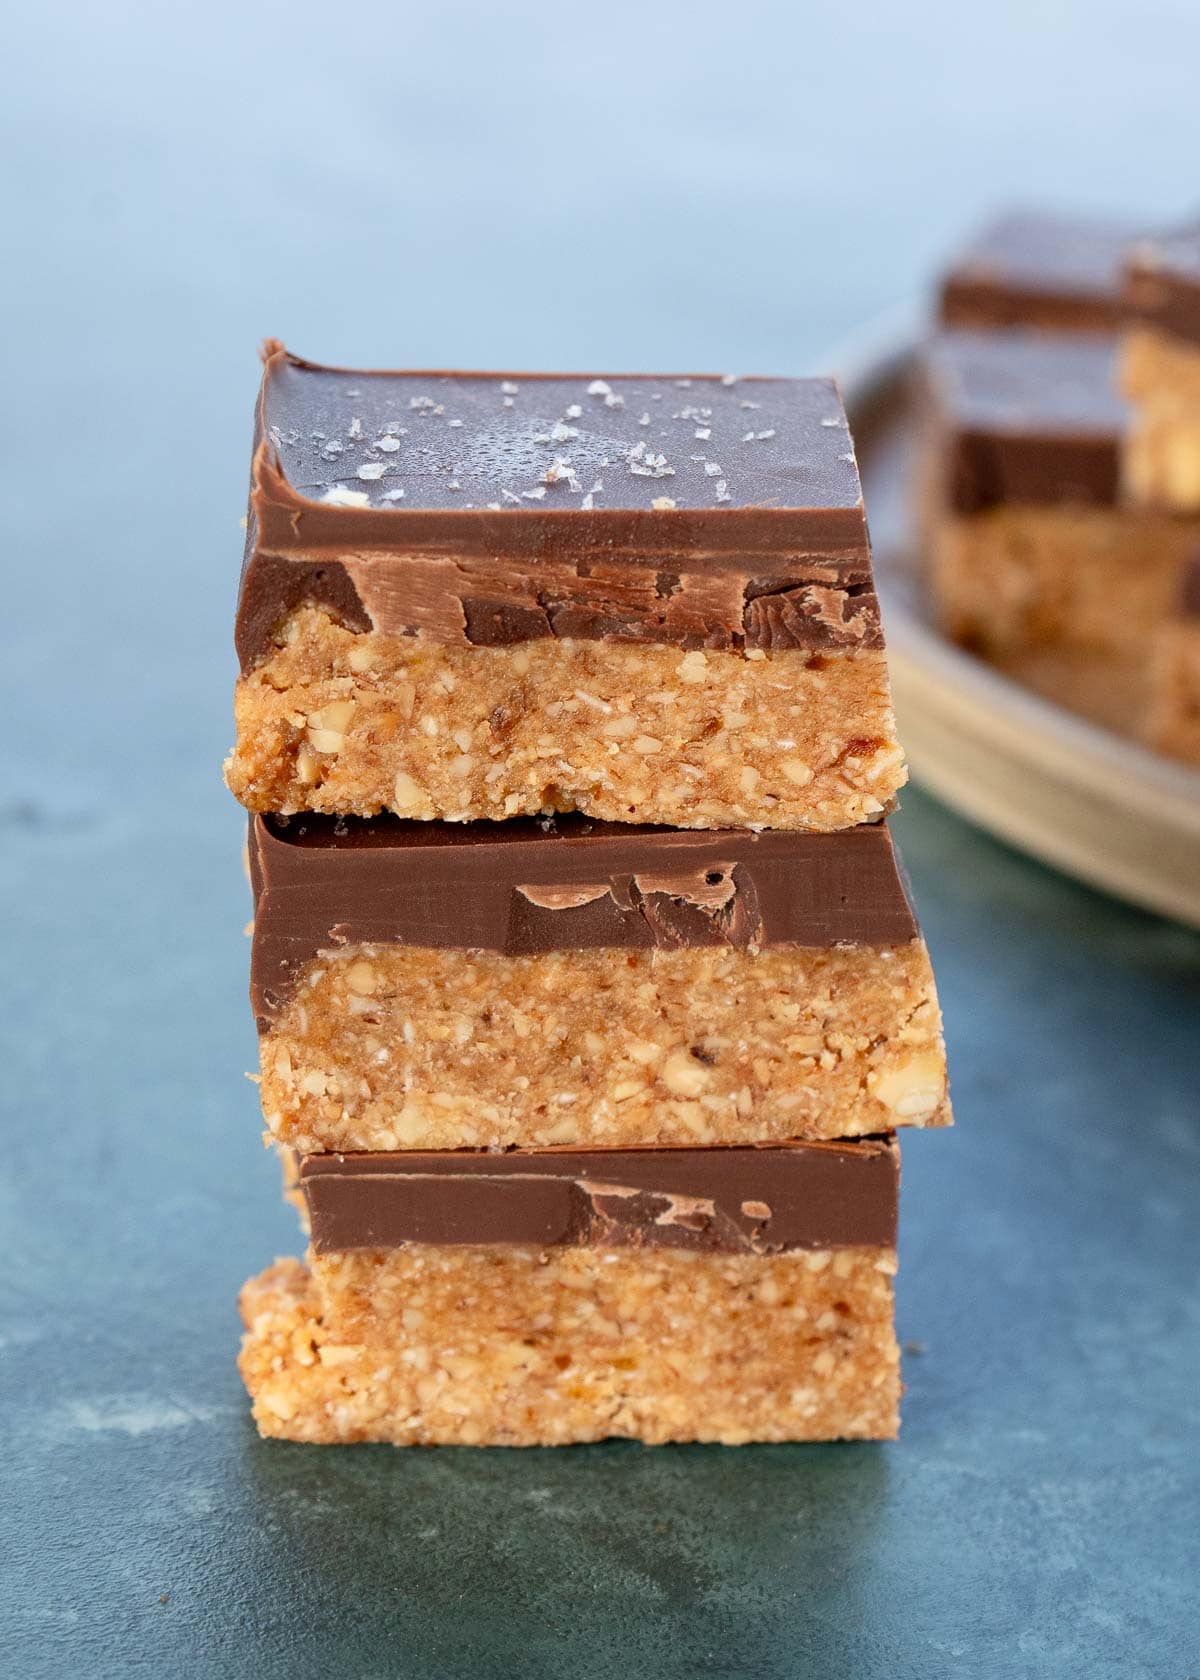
(922, 329), (1125, 512)
(939, 208), (1140, 332)
(299, 1138), (900, 1255)
(236, 345), (883, 667)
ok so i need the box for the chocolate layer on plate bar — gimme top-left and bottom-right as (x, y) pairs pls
(1122, 233), (1200, 511)
(920, 330), (1199, 661)
(225, 344), (905, 831)
(938, 208), (1140, 334)
(1146, 551), (1200, 765)
(249, 812), (949, 1153)
(239, 1139), (902, 1445)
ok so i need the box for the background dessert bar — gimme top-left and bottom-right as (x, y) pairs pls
(919, 330), (1199, 675)
(1122, 231), (1200, 511)
(937, 207), (1141, 334)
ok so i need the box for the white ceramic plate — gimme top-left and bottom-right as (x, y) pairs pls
(838, 321), (1200, 929)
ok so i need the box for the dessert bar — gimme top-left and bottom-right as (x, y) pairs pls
(239, 1139), (901, 1445)
(920, 330), (1198, 660)
(937, 208), (1140, 334)
(1122, 231), (1200, 511)
(249, 813), (950, 1153)
(226, 346), (905, 831)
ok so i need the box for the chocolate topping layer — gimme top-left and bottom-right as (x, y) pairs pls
(1125, 232), (1200, 350)
(236, 345), (881, 668)
(299, 1138), (899, 1255)
(923, 330), (1125, 512)
(939, 209), (1141, 333)
(248, 813), (919, 1025)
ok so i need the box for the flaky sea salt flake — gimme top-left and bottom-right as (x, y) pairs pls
(356, 461), (387, 480)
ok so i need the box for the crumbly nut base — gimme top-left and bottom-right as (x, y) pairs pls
(238, 1244), (900, 1445)
(1121, 325), (1200, 406)
(928, 506), (1198, 656)
(225, 607), (906, 830)
(1120, 329), (1200, 512)
(258, 941), (949, 1153)
(1145, 621), (1200, 765)
(1123, 409), (1200, 513)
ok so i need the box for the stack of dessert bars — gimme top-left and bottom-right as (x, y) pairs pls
(227, 344), (952, 1446)
(922, 209), (1200, 767)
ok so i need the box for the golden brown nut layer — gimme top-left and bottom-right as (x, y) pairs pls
(1120, 328), (1200, 512)
(927, 506), (1198, 660)
(239, 1244), (900, 1446)
(225, 608), (905, 830)
(257, 940), (950, 1153)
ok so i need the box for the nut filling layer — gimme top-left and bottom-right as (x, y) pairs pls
(239, 1244), (901, 1446)
(927, 505), (1199, 658)
(226, 608), (905, 830)
(1120, 328), (1200, 513)
(257, 941), (950, 1153)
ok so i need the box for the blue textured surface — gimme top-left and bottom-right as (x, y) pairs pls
(3, 4), (1199, 1676)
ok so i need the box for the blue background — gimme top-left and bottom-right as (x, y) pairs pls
(3, 4), (1199, 1676)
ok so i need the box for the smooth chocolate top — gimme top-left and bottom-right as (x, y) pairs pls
(922, 329), (1126, 512)
(248, 813), (919, 1025)
(236, 345), (881, 668)
(939, 209), (1141, 333)
(299, 1139), (900, 1256)
(1125, 232), (1200, 350)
